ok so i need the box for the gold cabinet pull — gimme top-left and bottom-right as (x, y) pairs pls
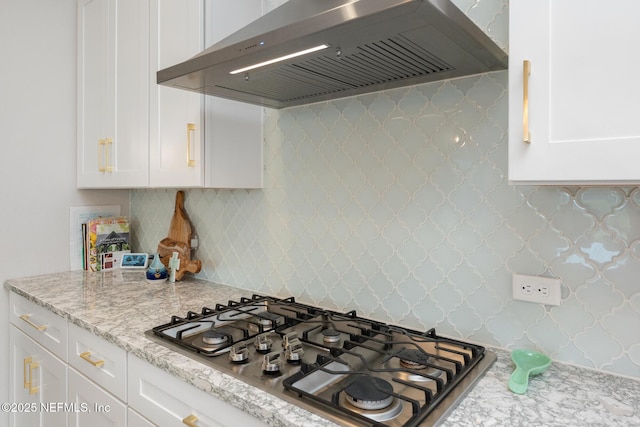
(19, 314), (47, 331)
(25, 357), (40, 394)
(98, 138), (113, 172)
(98, 139), (105, 172)
(80, 351), (105, 367)
(104, 138), (113, 172)
(523, 60), (531, 143)
(23, 357), (32, 388)
(186, 123), (196, 167)
(182, 414), (198, 426)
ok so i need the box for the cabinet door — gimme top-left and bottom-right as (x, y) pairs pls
(149, 0), (205, 187)
(68, 369), (126, 427)
(9, 326), (67, 427)
(509, 0), (640, 184)
(77, 0), (150, 188)
(77, 0), (112, 188)
(204, 0), (263, 189)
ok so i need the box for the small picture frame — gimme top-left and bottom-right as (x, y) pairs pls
(100, 251), (130, 271)
(120, 253), (150, 269)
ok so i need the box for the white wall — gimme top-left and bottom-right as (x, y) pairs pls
(0, 0), (130, 420)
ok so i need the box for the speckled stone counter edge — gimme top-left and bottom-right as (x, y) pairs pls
(5, 271), (640, 427)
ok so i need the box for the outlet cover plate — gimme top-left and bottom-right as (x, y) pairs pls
(512, 273), (562, 306)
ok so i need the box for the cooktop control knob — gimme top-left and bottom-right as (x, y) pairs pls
(282, 332), (299, 348)
(285, 340), (304, 363)
(282, 332), (304, 363)
(262, 352), (283, 374)
(229, 343), (249, 363)
(255, 334), (273, 353)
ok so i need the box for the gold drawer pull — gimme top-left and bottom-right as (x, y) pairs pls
(523, 60), (531, 143)
(19, 314), (47, 331)
(80, 351), (105, 367)
(182, 414), (198, 426)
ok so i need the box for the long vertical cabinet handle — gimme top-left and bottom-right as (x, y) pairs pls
(98, 139), (106, 172)
(98, 138), (114, 172)
(23, 357), (31, 388)
(28, 361), (39, 394)
(23, 357), (39, 395)
(523, 60), (531, 143)
(104, 138), (113, 171)
(186, 123), (196, 167)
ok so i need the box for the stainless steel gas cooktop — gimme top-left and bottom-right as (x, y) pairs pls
(146, 295), (496, 427)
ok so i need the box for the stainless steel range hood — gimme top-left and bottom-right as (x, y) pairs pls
(157, 0), (508, 109)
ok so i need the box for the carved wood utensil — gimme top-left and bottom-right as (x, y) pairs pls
(157, 191), (201, 281)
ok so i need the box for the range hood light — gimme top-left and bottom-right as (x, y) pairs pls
(229, 44), (331, 75)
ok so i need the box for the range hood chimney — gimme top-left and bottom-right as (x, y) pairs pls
(157, 0), (508, 109)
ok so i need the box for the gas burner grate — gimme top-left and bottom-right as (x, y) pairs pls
(283, 328), (488, 427)
(147, 294), (496, 426)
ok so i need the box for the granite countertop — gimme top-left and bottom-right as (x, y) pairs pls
(5, 271), (640, 426)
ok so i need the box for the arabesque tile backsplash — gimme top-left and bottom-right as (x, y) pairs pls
(130, 0), (640, 379)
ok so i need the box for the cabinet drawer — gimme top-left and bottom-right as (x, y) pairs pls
(10, 292), (68, 361)
(68, 323), (127, 402)
(128, 354), (269, 427)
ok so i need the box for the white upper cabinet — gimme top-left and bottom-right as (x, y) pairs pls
(77, 0), (150, 188)
(78, 0), (263, 189)
(150, 0), (263, 189)
(203, 0), (264, 189)
(149, 0), (205, 187)
(508, 0), (640, 184)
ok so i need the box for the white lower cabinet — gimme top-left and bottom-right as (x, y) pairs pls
(67, 322), (128, 426)
(9, 326), (68, 427)
(68, 323), (127, 402)
(128, 354), (269, 427)
(68, 368), (126, 427)
(8, 291), (274, 427)
(10, 292), (68, 361)
(127, 408), (155, 427)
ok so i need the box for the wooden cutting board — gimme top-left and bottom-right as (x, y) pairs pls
(157, 191), (201, 281)
(164, 191), (191, 241)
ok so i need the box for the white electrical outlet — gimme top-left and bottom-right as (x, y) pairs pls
(512, 273), (562, 306)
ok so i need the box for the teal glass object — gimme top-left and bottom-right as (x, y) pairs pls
(509, 349), (551, 394)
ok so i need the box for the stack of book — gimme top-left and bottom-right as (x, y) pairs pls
(82, 216), (131, 271)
